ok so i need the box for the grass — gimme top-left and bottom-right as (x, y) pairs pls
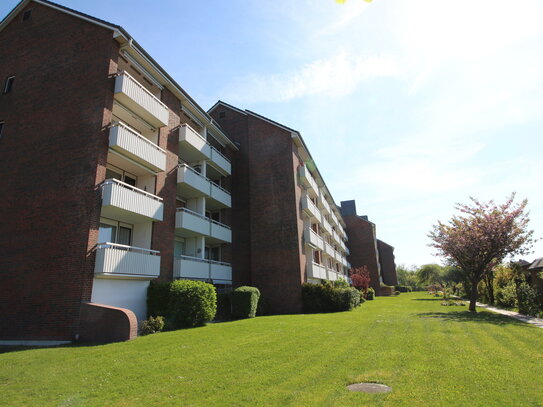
(1, 292), (542, 406)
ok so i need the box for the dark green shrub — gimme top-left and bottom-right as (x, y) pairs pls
(147, 281), (171, 318)
(517, 282), (540, 316)
(366, 287), (375, 300)
(140, 316), (165, 335)
(394, 290), (400, 295)
(495, 283), (517, 309)
(215, 292), (232, 321)
(396, 285), (412, 292)
(359, 291), (366, 304)
(302, 283), (360, 313)
(231, 286), (260, 319)
(167, 280), (217, 329)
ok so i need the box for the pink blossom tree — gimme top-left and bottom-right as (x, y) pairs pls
(350, 266), (371, 296)
(428, 194), (535, 312)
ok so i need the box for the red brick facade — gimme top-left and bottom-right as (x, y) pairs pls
(209, 105), (304, 313)
(0, 2), (116, 341)
(377, 240), (398, 286)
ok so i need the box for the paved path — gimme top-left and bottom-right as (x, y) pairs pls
(476, 302), (543, 329)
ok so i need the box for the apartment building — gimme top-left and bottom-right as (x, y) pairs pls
(340, 200), (398, 292)
(209, 102), (351, 314)
(0, 0), (236, 344)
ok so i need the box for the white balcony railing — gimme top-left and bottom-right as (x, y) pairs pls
(327, 269), (339, 281)
(301, 194), (321, 221)
(304, 227), (324, 250)
(308, 262), (327, 280)
(94, 242), (160, 279)
(322, 218), (332, 235)
(101, 178), (163, 222)
(177, 165), (231, 208)
(210, 146), (231, 175)
(298, 166), (318, 197)
(324, 242), (335, 257)
(332, 230), (340, 245)
(114, 71), (169, 128)
(109, 123), (166, 172)
(179, 124), (211, 160)
(319, 190), (331, 214)
(175, 208), (231, 243)
(173, 255), (232, 282)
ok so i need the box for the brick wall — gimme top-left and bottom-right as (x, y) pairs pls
(377, 240), (398, 286)
(0, 3), (115, 340)
(210, 105), (304, 313)
(344, 216), (381, 292)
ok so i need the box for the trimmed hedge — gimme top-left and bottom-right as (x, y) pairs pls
(147, 280), (217, 329)
(215, 292), (232, 321)
(231, 286), (260, 319)
(396, 285), (412, 293)
(302, 283), (361, 313)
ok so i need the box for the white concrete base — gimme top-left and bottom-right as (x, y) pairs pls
(0, 340), (71, 346)
(91, 278), (150, 323)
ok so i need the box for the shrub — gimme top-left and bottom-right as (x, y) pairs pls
(359, 291), (366, 304)
(215, 292), (232, 321)
(167, 280), (217, 329)
(396, 285), (412, 293)
(394, 291), (400, 295)
(231, 286), (260, 319)
(366, 287), (375, 300)
(332, 278), (350, 289)
(517, 282), (540, 316)
(140, 316), (165, 335)
(256, 295), (269, 316)
(495, 283), (517, 309)
(147, 281), (171, 318)
(302, 283), (361, 313)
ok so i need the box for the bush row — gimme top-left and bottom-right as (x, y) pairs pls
(302, 282), (361, 313)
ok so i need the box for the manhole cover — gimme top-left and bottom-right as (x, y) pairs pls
(347, 383), (392, 393)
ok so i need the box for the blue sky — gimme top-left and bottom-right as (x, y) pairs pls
(2, 0), (542, 267)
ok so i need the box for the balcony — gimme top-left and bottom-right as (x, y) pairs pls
(324, 242), (335, 257)
(94, 243), (160, 279)
(175, 208), (232, 243)
(327, 269), (339, 281)
(304, 227), (324, 250)
(307, 262), (326, 280)
(332, 230), (340, 244)
(114, 72), (169, 128)
(173, 255), (232, 283)
(298, 165), (318, 197)
(322, 218), (332, 235)
(318, 190), (331, 214)
(177, 165), (231, 208)
(301, 194), (321, 221)
(209, 181), (231, 208)
(331, 211), (339, 226)
(109, 123), (166, 172)
(179, 124), (211, 162)
(101, 179), (163, 223)
(210, 146), (231, 176)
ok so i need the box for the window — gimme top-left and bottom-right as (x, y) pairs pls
(106, 164), (137, 186)
(0, 122), (4, 138)
(3, 76), (15, 94)
(22, 9), (32, 21)
(98, 219), (133, 245)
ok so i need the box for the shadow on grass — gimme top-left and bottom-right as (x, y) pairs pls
(417, 310), (529, 326)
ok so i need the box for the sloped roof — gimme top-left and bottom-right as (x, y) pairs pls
(529, 258), (543, 270)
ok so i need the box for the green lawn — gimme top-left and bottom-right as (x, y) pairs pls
(1, 292), (542, 407)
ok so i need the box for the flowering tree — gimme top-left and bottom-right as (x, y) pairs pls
(350, 266), (371, 295)
(428, 194), (535, 312)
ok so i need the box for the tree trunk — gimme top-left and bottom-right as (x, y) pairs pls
(469, 283), (478, 312)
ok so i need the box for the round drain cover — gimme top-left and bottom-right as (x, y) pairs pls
(347, 383), (392, 393)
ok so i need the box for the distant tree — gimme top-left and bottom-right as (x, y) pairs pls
(396, 264), (419, 287)
(417, 264), (444, 286)
(429, 194), (535, 312)
(350, 266), (371, 295)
